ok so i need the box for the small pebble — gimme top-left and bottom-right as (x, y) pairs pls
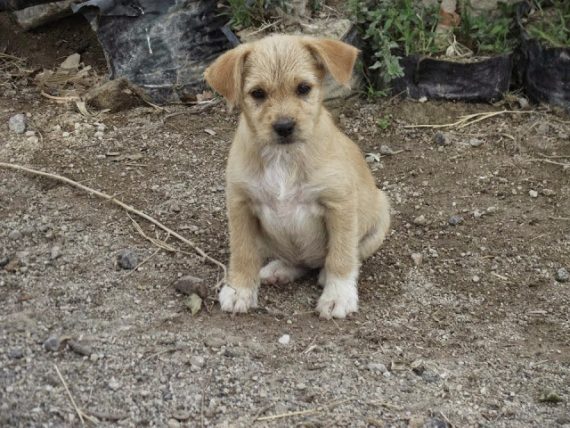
(472, 275), (480, 283)
(204, 336), (225, 349)
(68, 340), (93, 357)
(367, 362), (387, 373)
(173, 275), (208, 299)
(117, 249), (138, 270)
(189, 355), (205, 369)
(8, 348), (24, 359)
(0, 255), (9, 268)
(413, 214), (427, 226)
(108, 378), (121, 391)
(379, 144), (396, 155)
(541, 189), (556, 197)
(8, 229), (22, 241)
(448, 215), (464, 226)
(43, 336), (62, 352)
(518, 97), (529, 109)
(529, 190), (538, 198)
(278, 334), (290, 345)
(411, 253), (423, 266)
(468, 138), (483, 147)
(555, 268), (569, 283)
(8, 114), (26, 134)
(50, 245), (61, 260)
(434, 132), (450, 146)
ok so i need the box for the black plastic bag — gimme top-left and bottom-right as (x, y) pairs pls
(74, 0), (234, 104)
(391, 54), (513, 102)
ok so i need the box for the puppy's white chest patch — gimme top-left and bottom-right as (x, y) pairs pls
(249, 153), (327, 266)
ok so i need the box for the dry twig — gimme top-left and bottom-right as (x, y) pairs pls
(404, 110), (534, 130)
(54, 364), (97, 425)
(255, 399), (350, 422)
(0, 162), (227, 289)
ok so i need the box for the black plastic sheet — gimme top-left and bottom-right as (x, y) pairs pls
(73, 0), (234, 103)
(391, 54), (513, 102)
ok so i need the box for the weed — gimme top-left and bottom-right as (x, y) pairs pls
(526, 1), (570, 47)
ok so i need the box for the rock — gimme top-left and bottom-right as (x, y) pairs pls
(529, 190), (538, 198)
(204, 336), (225, 349)
(117, 249), (138, 270)
(167, 419), (181, 428)
(468, 138), (483, 147)
(434, 132), (450, 146)
(60, 53), (81, 70)
(7, 348), (24, 359)
(411, 359), (425, 375)
(367, 362), (388, 373)
(0, 255), (9, 268)
(50, 245), (61, 260)
(379, 144), (396, 155)
(555, 268), (569, 283)
(108, 378), (121, 391)
(411, 253), (423, 266)
(43, 336), (62, 352)
(8, 229), (22, 241)
(172, 411), (191, 422)
(538, 390), (563, 403)
(424, 417), (449, 428)
(68, 340), (93, 357)
(173, 275), (208, 299)
(518, 97), (529, 109)
(472, 275), (480, 283)
(278, 334), (290, 345)
(541, 189), (556, 197)
(422, 369), (441, 383)
(413, 215), (427, 226)
(448, 215), (464, 226)
(85, 79), (145, 112)
(189, 355), (205, 369)
(8, 114), (26, 134)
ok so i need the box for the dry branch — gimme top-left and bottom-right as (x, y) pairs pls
(404, 110), (534, 130)
(0, 162), (226, 289)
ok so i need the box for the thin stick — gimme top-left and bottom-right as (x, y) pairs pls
(538, 153), (570, 159)
(404, 110), (534, 129)
(0, 162), (227, 289)
(54, 364), (97, 425)
(255, 399), (350, 422)
(531, 158), (570, 167)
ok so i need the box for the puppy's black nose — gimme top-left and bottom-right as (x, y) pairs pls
(272, 118), (296, 137)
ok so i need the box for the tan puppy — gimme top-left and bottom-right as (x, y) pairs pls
(204, 35), (390, 319)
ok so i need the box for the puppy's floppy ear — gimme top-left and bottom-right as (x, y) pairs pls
(304, 38), (360, 87)
(204, 45), (249, 107)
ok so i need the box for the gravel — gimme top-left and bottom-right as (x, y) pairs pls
(43, 335), (62, 352)
(8, 229), (22, 240)
(434, 131), (450, 146)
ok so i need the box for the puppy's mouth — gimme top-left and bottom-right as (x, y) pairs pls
(275, 135), (297, 145)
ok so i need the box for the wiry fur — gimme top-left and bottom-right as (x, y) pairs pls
(204, 35), (391, 319)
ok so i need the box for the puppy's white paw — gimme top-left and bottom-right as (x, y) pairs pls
(219, 284), (258, 313)
(316, 273), (358, 319)
(260, 260), (306, 285)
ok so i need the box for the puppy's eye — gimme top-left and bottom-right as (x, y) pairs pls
(250, 89), (267, 100)
(296, 83), (312, 96)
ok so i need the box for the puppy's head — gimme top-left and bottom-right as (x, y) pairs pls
(204, 35), (359, 146)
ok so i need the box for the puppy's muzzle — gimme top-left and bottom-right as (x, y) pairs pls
(272, 118), (296, 141)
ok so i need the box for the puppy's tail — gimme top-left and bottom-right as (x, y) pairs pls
(359, 189), (391, 261)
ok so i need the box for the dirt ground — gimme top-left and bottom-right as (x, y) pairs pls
(1, 14), (570, 428)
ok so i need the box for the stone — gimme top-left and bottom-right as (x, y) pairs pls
(278, 334), (290, 345)
(8, 229), (22, 241)
(8, 114), (26, 134)
(555, 268), (569, 283)
(8, 348), (24, 359)
(411, 253), (423, 266)
(43, 336), (62, 352)
(468, 138), (483, 147)
(173, 275), (208, 299)
(434, 132), (450, 146)
(448, 215), (464, 226)
(529, 190), (538, 198)
(116, 249), (138, 270)
(367, 362), (388, 373)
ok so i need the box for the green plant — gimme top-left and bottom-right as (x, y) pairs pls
(526, 1), (570, 47)
(376, 114), (391, 130)
(349, 0), (440, 85)
(225, 0), (291, 29)
(456, 2), (516, 54)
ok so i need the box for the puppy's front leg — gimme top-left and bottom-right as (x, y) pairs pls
(317, 199), (359, 319)
(219, 193), (262, 313)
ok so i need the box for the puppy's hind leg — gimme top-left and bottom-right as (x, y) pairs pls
(260, 260), (307, 285)
(359, 189), (391, 261)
